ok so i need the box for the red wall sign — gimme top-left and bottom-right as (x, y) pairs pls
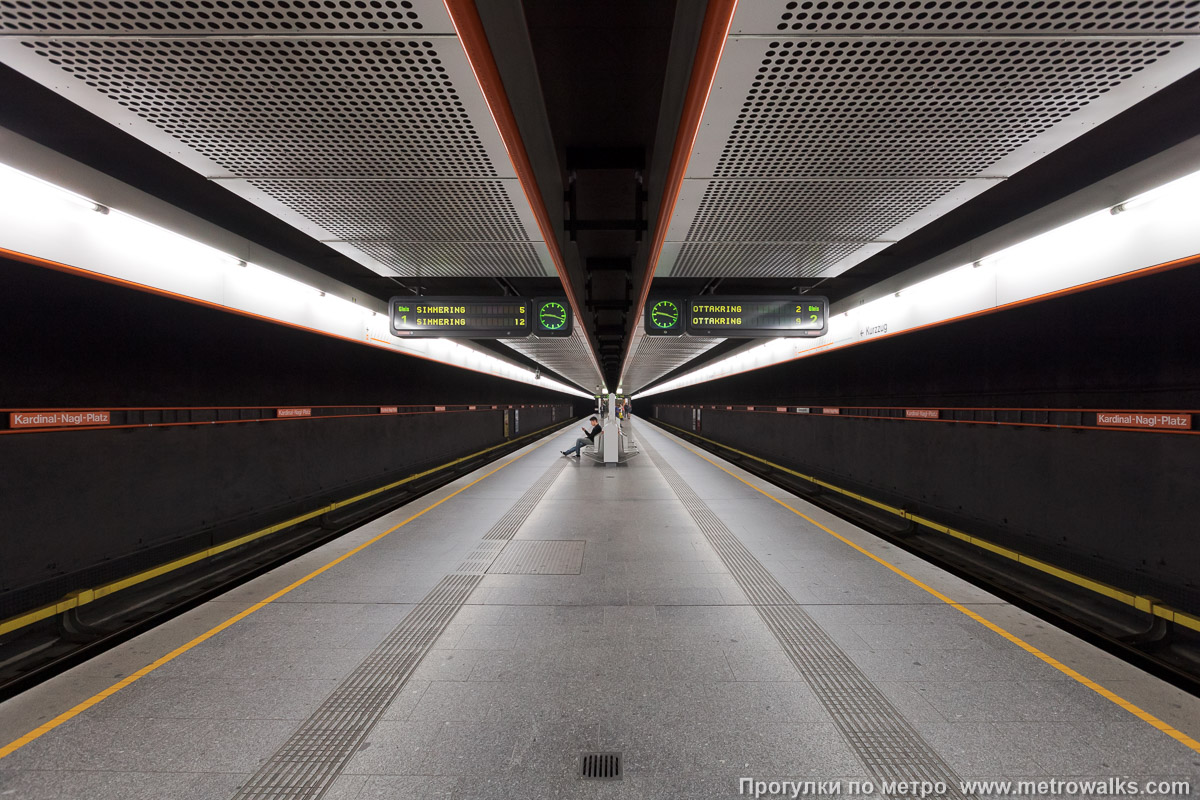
(822, 408), (841, 415)
(10, 411), (111, 428)
(906, 409), (940, 419)
(380, 406), (398, 414)
(1097, 412), (1191, 430)
(277, 408), (312, 418)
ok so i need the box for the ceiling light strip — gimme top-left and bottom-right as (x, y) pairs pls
(635, 171), (1200, 397)
(442, 0), (602, 384)
(620, 0), (740, 387)
(0, 164), (588, 398)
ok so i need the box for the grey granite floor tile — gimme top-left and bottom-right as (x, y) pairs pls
(908, 721), (1045, 775)
(1073, 719), (1200, 774)
(94, 674), (339, 720)
(320, 774), (369, 800)
(657, 647), (735, 682)
(342, 719), (445, 776)
(506, 719), (601, 776)
(689, 721), (865, 777)
(704, 681), (833, 725)
(723, 645), (806, 681)
(0, 769), (245, 800)
(410, 649), (487, 683)
(0, 716), (297, 774)
(352, 775), (460, 799)
(498, 605), (605, 626)
(379, 679), (431, 722)
(422, 720), (529, 777)
(452, 625), (524, 652)
(404, 680), (535, 723)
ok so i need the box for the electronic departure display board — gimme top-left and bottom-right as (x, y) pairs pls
(685, 296), (828, 338)
(644, 297), (685, 336)
(390, 296), (532, 338)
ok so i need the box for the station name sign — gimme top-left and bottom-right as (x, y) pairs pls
(389, 296), (572, 339)
(645, 296), (828, 338)
(1097, 412), (1191, 430)
(9, 411), (111, 428)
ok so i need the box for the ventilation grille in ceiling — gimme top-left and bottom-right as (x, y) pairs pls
(19, 38), (491, 179)
(0, 0), (426, 34)
(250, 180), (530, 241)
(772, 0), (1200, 34)
(715, 38), (1184, 178)
(686, 180), (963, 241)
(350, 241), (549, 278)
(671, 241), (868, 279)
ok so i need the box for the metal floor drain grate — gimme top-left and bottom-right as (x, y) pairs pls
(580, 752), (622, 780)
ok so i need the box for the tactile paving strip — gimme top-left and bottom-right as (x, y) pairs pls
(231, 453), (568, 799)
(487, 540), (585, 575)
(231, 573), (481, 799)
(454, 540), (507, 574)
(482, 457), (568, 541)
(643, 437), (974, 800)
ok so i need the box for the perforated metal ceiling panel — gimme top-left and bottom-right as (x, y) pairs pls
(0, 1), (562, 279)
(655, 2), (1200, 280)
(629, 0), (1200, 392)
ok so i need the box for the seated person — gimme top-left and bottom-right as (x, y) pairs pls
(562, 416), (602, 457)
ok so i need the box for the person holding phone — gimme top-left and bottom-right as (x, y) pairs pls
(562, 416), (602, 458)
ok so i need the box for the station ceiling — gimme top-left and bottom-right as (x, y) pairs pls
(2, 0), (1199, 394)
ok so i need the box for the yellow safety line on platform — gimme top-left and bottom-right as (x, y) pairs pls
(0, 428), (565, 761)
(0, 419), (571, 638)
(651, 422), (1200, 634)
(654, 426), (1200, 755)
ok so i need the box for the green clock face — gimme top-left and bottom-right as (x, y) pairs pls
(651, 300), (679, 330)
(539, 301), (567, 331)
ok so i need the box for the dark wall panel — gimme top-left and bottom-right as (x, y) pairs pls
(650, 264), (1200, 616)
(654, 406), (1198, 612)
(2, 411), (493, 599)
(0, 256), (590, 409)
(651, 263), (1200, 409)
(0, 259), (585, 619)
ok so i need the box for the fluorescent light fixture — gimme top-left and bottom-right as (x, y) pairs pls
(0, 163), (107, 214)
(1111, 168), (1200, 215)
(638, 163), (1200, 399)
(0, 160), (591, 399)
(1112, 188), (1164, 215)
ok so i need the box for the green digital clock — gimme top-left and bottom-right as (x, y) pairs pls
(644, 297), (684, 336)
(533, 297), (573, 337)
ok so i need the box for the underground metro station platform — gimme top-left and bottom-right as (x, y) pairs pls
(2, 0), (1200, 798)
(2, 421), (1199, 799)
